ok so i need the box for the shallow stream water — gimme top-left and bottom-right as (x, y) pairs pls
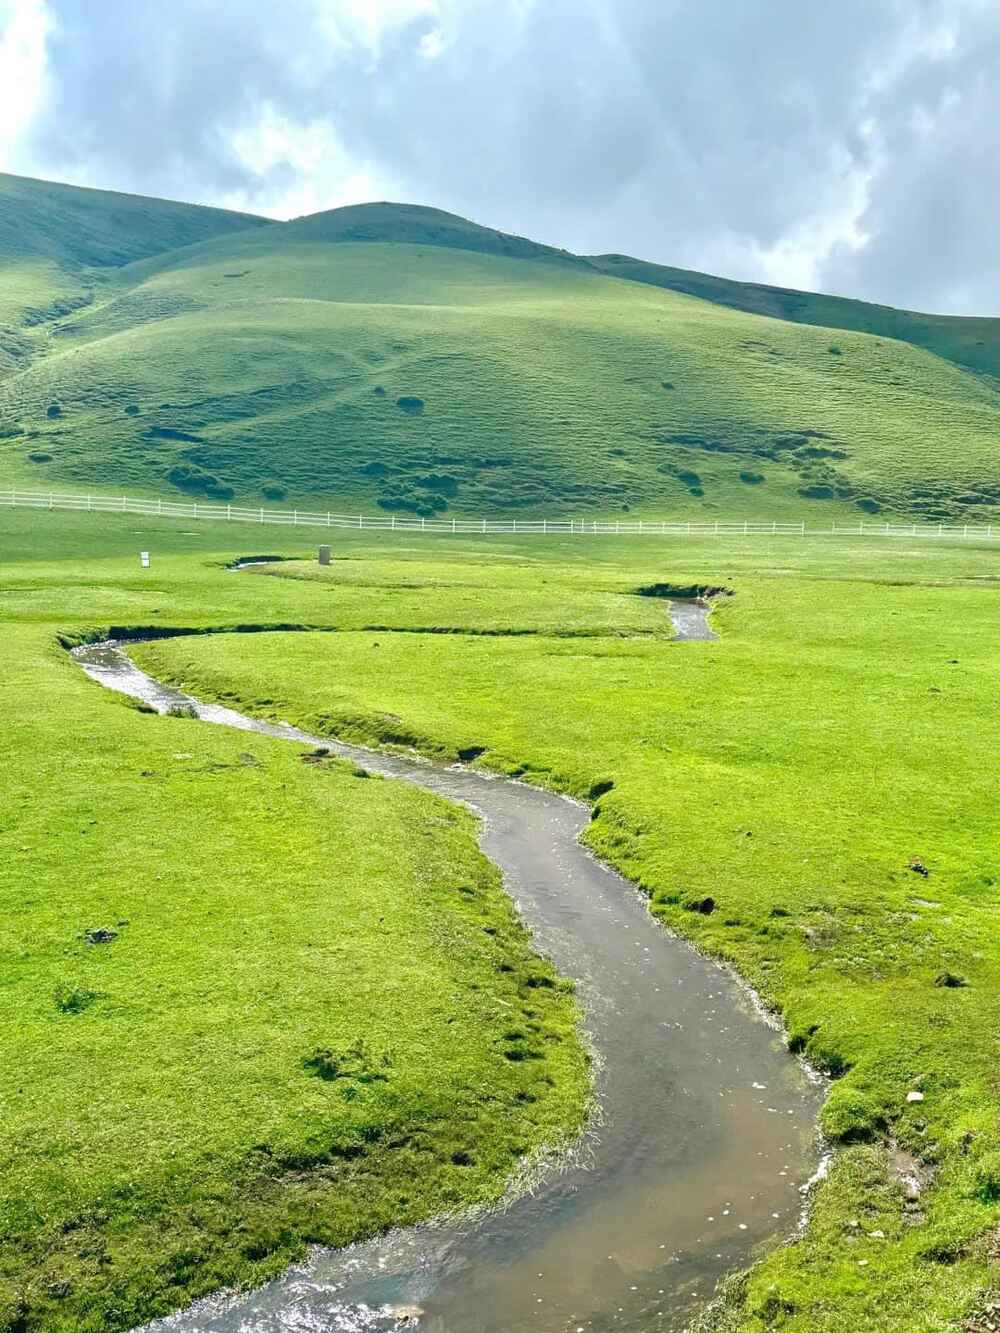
(72, 600), (819, 1333)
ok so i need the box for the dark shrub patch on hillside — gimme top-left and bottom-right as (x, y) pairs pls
(796, 444), (849, 460)
(799, 483), (836, 500)
(27, 451), (52, 463)
(397, 396), (425, 415)
(124, 404), (141, 416)
(146, 426), (205, 444)
(417, 473), (459, 496)
(372, 385), (386, 396)
(261, 482), (287, 501)
(740, 470), (765, 484)
(166, 463), (235, 501)
(377, 485), (448, 517)
(856, 497), (882, 513)
(46, 403), (62, 418)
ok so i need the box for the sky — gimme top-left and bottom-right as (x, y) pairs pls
(1, 0), (998, 315)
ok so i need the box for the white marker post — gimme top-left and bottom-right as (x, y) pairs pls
(140, 551), (150, 568)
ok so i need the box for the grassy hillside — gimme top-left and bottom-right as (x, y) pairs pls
(590, 253), (1000, 382)
(3, 184), (1000, 523)
(0, 172), (268, 357)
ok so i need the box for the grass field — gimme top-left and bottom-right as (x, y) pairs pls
(0, 511), (590, 1331)
(4, 176), (1000, 525)
(4, 505), (1000, 1329)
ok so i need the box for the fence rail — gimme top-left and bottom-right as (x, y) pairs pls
(1, 488), (996, 541)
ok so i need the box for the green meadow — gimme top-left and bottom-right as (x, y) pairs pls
(0, 512), (589, 1331)
(3, 505), (1000, 1329)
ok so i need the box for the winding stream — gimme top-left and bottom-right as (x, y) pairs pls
(72, 600), (819, 1333)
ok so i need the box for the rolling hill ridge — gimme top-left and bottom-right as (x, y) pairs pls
(2, 172), (1000, 522)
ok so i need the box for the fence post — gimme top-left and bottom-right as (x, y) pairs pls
(227, 503), (232, 521)
(452, 517), (456, 533)
(513, 518), (517, 533)
(358, 514), (363, 529)
(744, 520), (748, 535)
(49, 492), (53, 510)
(543, 518), (547, 534)
(193, 502), (198, 520)
(392, 515), (396, 531)
(260, 507), (264, 523)
(421, 517), (425, 531)
(88, 495), (92, 511)
(771, 520), (776, 534)
(327, 512), (331, 526)
(293, 510), (298, 525)
(964, 524), (969, 539)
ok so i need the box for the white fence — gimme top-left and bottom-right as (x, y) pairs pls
(1, 487), (996, 541)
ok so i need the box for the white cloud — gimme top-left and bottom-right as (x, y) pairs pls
(0, 0), (51, 168)
(314, 0), (440, 55)
(227, 104), (388, 218)
(418, 28), (445, 59)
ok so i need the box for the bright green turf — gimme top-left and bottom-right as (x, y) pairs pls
(102, 519), (1000, 1333)
(0, 511), (588, 1331)
(3, 180), (1000, 525)
(5, 506), (1000, 1327)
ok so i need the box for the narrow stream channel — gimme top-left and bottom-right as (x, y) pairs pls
(72, 601), (820, 1333)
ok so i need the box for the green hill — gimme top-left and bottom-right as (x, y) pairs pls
(2, 178), (1000, 523)
(0, 172), (269, 351)
(590, 253), (1000, 382)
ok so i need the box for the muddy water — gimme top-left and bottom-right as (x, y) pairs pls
(667, 601), (717, 642)
(72, 634), (820, 1333)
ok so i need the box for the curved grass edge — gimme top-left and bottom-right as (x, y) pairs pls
(128, 625), (1000, 1333)
(0, 629), (590, 1333)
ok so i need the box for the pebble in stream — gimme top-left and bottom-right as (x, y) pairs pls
(71, 620), (818, 1333)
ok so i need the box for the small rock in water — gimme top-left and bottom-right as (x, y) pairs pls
(388, 1305), (423, 1326)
